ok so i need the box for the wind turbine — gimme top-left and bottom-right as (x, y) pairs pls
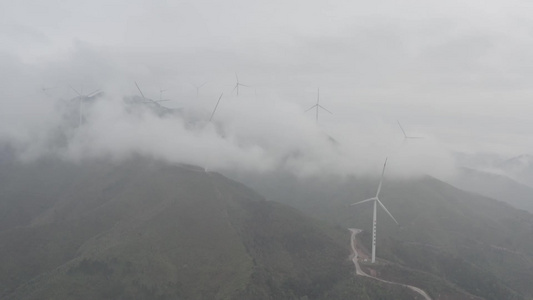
(69, 85), (103, 126)
(134, 82), (171, 109)
(397, 120), (423, 141)
(305, 88), (332, 122)
(351, 158), (399, 264)
(232, 73), (249, 96)
(190, 82), (207, 99)
(159, 88), (168, 101)
(209, 93), (223, 122)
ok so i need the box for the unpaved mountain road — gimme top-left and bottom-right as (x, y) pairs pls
(349, 228), (432, 300)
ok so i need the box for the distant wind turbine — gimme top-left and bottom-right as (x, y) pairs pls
(190, 82), (207, 99)
(232, 73), (250, 96)
(351, 157), (399, 264)
(209, 93), (224, 122)
(134, 82), (172, 109)
(69, 85), (103, 126)
(305, 88), (332, 122)
(397, 121), (423, 141)
(159, 88), (168, 101)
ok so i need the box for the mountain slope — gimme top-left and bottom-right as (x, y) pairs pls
(497, 154), (533, 187)
(230, 170), (533, 300)
(449, 167), (533, 213)
(0, 158), (423, 300)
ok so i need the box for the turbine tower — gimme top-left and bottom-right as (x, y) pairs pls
(209, 93), (224, 122)
(69, 85), (103, 126)
(351, 158), (399, 263)
(397, 120), (423, 141)
(159, 88), (168, 101)
(232, 73), (249, 96)
(305, 88), (332, 122)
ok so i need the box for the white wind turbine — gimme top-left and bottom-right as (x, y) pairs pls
(190, 81), (207, 99)
(305, 88), (332, 122)
(351, 157), (399, 263)
(397, 120), (423, 141)
(232, 73), (250, 96)
(69, 85), (103, 126)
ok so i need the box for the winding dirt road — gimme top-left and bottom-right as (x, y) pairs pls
(349, 228), (432, 300)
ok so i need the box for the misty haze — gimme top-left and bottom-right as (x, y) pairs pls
(1, 1), (533, 299)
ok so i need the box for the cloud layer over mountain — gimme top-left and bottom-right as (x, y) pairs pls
(3, 0), (533, 178)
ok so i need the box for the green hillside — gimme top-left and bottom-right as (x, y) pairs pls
(0, 158), (423, 300)
(231, 170), (533, 300)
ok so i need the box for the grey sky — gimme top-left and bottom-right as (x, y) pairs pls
(2, 0), (533, 177)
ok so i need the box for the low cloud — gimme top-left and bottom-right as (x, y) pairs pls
(0, 47), (457, 180)
(6, 0), (533, 180)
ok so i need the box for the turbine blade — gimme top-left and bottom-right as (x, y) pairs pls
(397, 120), (407, 138)
(209, 93), (223, 122)
(318, 105), (333, 114)
(377, 198), (399, 225)
(376, 157), (388, 197)
(305, 105), (317, 112)
(406, 136), (424, 139)
(69, 84), (81, 96)
(154, 99), (171, 102)
(239, 84), (250, 87)
(351, 198), (376, 206)
(86, 89), (101, 98)
(199, 82), (207, 88)
(135, 82), (146, 99)
(232, 84), (238, 93)
(235, 72), (239, 82)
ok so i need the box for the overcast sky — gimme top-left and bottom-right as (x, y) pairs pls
(2, 0), (533, 177)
